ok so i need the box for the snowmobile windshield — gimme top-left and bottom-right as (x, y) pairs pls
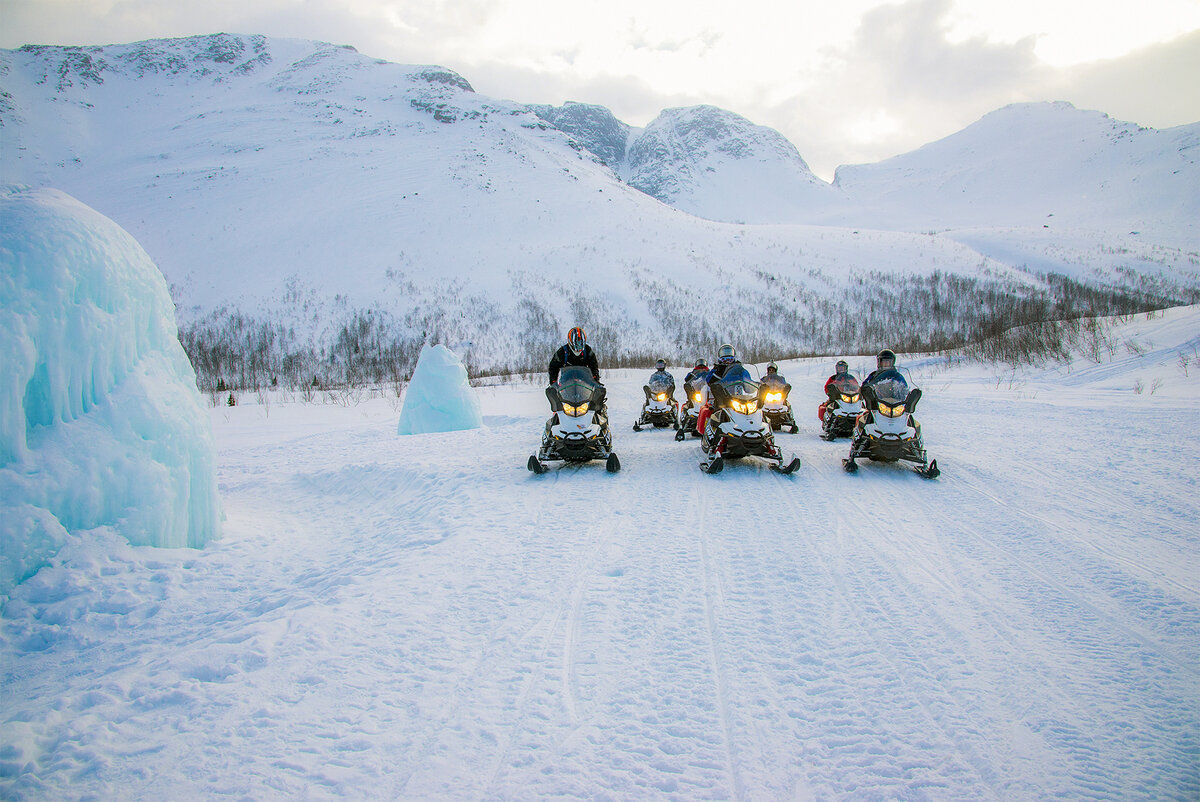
(556, 366), (599, 407)
(761, 374), (786, 388)
(715, 365), (758, 399)
(867, 369), (909, 405)
(647, 373), (674, 394)
(830, 375), (860, 394)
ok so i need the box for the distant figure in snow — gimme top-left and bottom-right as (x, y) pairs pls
(684, 359), (708, 385)
(818, 359), (853, 421)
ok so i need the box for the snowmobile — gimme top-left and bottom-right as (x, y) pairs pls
(633, 372), (679, 431)
(674, 374), (708, 441)
(697, 364), (800, 475)
(759, 375), (798, 433)
(528, 366), (620, 474)
(820, 374), (864, 440)
(842, 369), (939, 479)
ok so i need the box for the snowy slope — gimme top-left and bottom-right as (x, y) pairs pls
(2, 307), (1197, 798)
(1, 36), (1197, 375)
(831, 102), (1200, 241)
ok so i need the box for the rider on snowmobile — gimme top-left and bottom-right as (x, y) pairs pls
(852, 348), (921, 447)
(760, 361), (789, 389)
(860, 349), (896, 390)
(549, 326), (600, 384)
(684, 360), (709, 384)
(695, 344), (741, 435)
(643, 358), (676, 402)
(818, 359), (854, 420)
(650, 358), (673, 383)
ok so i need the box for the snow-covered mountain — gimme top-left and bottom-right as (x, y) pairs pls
(527, 101), (631, 169)
(828, 101), (1200, 237)
(2, 34), (1196, 379)
(530, 102), (835, 224)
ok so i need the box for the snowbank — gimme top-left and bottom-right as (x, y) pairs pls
(396, 344), (482, 435)
(0, 186), (221, 595)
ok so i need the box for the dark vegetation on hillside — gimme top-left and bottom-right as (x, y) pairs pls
(178, 268), (1200, 395)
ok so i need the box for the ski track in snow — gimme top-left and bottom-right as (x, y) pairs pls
(3, 320), (1200, 800)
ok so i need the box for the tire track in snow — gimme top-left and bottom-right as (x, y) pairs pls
(693, 478), (746, 801)
(764, 447), (1002, 798)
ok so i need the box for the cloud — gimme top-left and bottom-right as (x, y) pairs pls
(1052, 28), (1200, 129)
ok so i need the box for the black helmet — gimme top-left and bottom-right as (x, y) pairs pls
(567, 326), (586, 356)
(876, 349), (896, 370)
(835, 359), (848, 374)
(694, 359), (707, 368)
(767, 362), (778, 373)
(717, 344), (736, 365)
(655, 358), (666, 371)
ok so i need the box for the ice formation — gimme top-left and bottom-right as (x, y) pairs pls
(396, 344), (483, 435)
(0, 186), (221, 595)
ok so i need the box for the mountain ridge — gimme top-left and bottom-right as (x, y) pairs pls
(2, 33), (1196, 383)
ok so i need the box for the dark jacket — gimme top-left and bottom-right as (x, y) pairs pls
(549, 344), (600, 384)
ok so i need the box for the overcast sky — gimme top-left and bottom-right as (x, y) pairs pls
(3, 0), (1198, 180)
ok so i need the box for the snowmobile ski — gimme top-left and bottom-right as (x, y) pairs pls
(700, 454), (725, 474)
(528, 455), (549, 474)
(606, 453), (621, 473)
(674, 429), (686, 442)
(842, 458), (859, 473)
(917, 459), (940, 479)
(771, 455), (801, 474)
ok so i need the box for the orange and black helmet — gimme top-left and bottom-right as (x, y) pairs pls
(567, 327), (586, 356)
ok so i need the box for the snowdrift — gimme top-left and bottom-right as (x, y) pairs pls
(0, 186), (221, 595)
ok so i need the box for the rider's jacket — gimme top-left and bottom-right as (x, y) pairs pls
(549, 344), (600, 384)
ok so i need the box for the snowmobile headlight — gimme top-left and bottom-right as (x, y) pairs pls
(878, 402), (906, 418)
(562, 401), (589, 417)
(765, 392), (783, 403)
(731, 399), (758, 414)
(655, 392), (668, 402)
(841, 393), (860, 403)
(693, 392), (703, 404)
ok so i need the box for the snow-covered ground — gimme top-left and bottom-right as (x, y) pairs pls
(3, 308), (1198, 799)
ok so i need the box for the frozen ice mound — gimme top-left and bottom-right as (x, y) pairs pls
(0, 186), (221, 595)
(396, 344), (483, 435)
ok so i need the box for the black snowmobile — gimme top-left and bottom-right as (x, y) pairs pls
(842, 369), (938, 478)
(528, 366), (620, 474)
(634, 372), (679, 431)
(759, 374), (798, 433)
(674, 374), (708, 441)
(821, 374), (863, 440)
(698, 364), (800, 475)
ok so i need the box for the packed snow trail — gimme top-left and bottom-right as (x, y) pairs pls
(3, 310), (1199, 799)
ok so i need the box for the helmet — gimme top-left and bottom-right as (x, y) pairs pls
(717, 344), (736, 365)
(835, 359), (848, 374)
(694, 359), (707, 368)
(655, 359), (666, 371)
(876, 349), (896, 370)
(766, 362), (778, 373)
(567, 327), (586, 356)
